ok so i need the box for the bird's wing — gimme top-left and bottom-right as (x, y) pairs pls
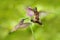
(26, 7), (34, 17)
(39, 11), (49, 19)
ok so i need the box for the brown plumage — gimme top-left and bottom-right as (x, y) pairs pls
(28, 7), (42, 25)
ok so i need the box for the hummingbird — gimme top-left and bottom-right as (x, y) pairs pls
(26, 7), (46, 25)
(9, 18), (31, 33)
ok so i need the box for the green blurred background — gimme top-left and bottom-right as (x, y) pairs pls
(0, 0), (60, 40)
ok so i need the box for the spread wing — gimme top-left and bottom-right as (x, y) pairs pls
(39, 10), (55, 19)
(39, 11), (49, 19)
(26, 7), (34, 17)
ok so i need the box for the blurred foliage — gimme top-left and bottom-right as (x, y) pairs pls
(0, 0), (60, 40)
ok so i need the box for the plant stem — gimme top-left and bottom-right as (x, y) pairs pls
(30, 26), (35, 40)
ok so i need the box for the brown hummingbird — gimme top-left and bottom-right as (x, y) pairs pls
(26, 7), (43, 25)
